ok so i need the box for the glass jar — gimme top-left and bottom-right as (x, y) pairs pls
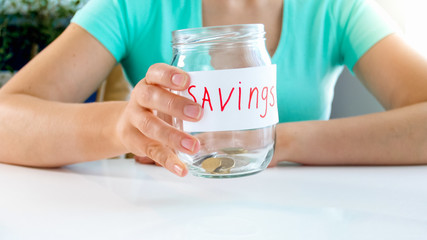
(171, 24), (278, 178)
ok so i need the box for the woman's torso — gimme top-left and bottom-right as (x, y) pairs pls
(116, 0), (347, 122)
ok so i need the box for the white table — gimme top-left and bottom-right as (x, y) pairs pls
(0, 159), (426, 240)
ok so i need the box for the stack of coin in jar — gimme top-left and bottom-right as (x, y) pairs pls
(199, 147), (248, 174)
(201, 157), (235, 174)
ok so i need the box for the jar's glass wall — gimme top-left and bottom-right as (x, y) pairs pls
(171, 24), (276, 178)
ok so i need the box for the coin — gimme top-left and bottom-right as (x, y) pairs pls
(222, 147), (248, 154)
(213, 157), (235, 174)
(193, 152), (218, 166)
(201, 157), (222, 173)
(220, 157), (235, 169)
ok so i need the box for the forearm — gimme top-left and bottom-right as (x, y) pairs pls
(275, 102), (427, 165)
(0, 94), (126, 167)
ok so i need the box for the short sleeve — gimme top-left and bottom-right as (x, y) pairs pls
(71, 0), (130, 62)
(334, 0), (398, 73)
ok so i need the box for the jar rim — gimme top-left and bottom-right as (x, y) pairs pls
(172, 24), (265, 46)
(173, 24), (264, 35)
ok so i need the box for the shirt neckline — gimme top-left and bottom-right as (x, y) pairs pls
(196, 0), (288, 62)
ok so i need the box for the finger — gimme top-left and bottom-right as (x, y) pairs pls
(129, 108), (200, 154)
(143, 141), (188, 177)
(123, 127), (185, 174)
(156, 112), (178, 149)
(157, 111), (173, 125)
(134, 155), (156, 165)
(145, 63), (190, 90)
(133, 84), (203, 122)
(134, 155), (163, 166)
(127, 130), (188, 177)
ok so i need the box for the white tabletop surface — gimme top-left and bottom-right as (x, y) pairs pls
(0, 159), (426, 240)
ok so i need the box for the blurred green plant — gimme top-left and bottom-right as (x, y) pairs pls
(0, 0), (84, 71)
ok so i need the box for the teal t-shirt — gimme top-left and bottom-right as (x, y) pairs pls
(71, 0), (396, 122)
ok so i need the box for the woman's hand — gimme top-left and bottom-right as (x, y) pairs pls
(115, 63), (203, 176)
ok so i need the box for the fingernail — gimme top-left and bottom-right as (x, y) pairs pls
(174, 164), (184, 176)
(172, 74), (187, 87)
(183, 105), (201, 119)
(181, 138), (196, 152)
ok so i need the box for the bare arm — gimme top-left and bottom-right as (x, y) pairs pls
(0, 23), (120, 167)
(272, 34), (427, 166)
(0, 24), (201, 176)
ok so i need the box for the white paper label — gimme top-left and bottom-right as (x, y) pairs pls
(181, 65), (278, 132)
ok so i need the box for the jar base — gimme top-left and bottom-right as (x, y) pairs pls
(189, 168), (264, 179)
(179, 143), (274, 178)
